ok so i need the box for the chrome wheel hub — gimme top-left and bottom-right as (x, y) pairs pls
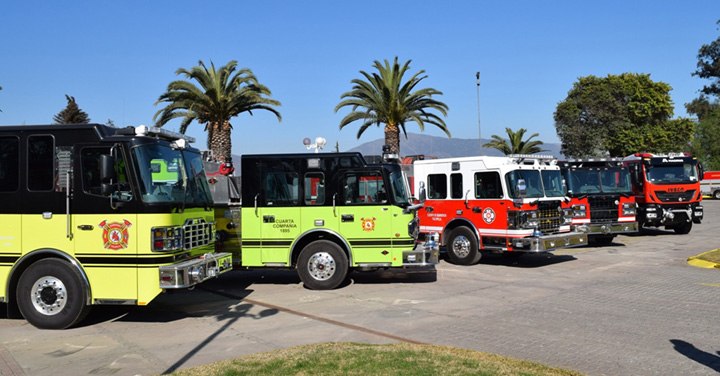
(307, 252), (336, 281)
(452, 236), (471, 258)
(31, 276), (66, 316)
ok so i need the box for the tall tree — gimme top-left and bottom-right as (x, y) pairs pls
(692, 20), (720, 97)
(154, 60), (282, 162)
(482, 127), (547, 155)
(554, 73), (690, 158)
(687, 20), (720, 170)
(335, 57), (449, 155)
(53, 95), (91, 124)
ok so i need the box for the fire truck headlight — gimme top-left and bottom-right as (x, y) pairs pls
(152, 226), (184, 252)
(562, 208), (573, 224)
(622, 203), (636, 216)
(521, 211), (539, 228)
(572, 205), (586, 218)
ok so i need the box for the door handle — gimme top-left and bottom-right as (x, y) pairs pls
(263, 215), (275, 223)
(77, 225), (94, 231)
(341, 214), (354, 222)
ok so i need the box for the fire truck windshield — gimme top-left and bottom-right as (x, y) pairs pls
(645, 163), (699, 184)
(132, 144), (212, 206)
(541, 170), (567, 197)
(506, 170), (544, 198)
(567, 169), (632, 194)
(389, 170), (411, 206)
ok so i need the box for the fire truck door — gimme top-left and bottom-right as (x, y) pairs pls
(258, 171), (301, 264)
(337, 171), (393, 265)
(21, 138), (73, 261)
(72, 146), (138, 300)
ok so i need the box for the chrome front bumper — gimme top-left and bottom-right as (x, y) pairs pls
(159, 252), (233, 289)
(510, 231), (587, 252)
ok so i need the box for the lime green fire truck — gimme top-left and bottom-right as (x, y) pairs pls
(0, 124), (232, 329)
(206, 150), (439, 290)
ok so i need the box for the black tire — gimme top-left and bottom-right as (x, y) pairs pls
(592, 235), (616, 245)
(16, 258), (90, 329)
(672, 221), (692, 235)
(446, 227), (481, 265)
(297, 240), (348, 290)
(714, 190), (720, 200)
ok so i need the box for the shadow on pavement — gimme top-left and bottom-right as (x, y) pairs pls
(670, 339), (720, 373)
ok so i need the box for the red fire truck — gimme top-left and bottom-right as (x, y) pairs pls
(700, 171), (720, 199)
(623, 153), (704, 234)
(412, 155), (588, 265)
(559, 159), (638, 244)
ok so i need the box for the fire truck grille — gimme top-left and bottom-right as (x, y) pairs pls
(588, 196), (619, 223)
(537, 200), (562, 234)
(183, 218), (215, 249)
(655, 190), (696, 202)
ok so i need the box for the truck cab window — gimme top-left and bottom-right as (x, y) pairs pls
(82, 147), (132, 199)
(450, 173), (463, 199)
(475, 172), (502, 198)
(27, 135), (54, 191)
(0, 136), (19, 192)
(264, 172), (298, 206)
(342, 171), (383, 204)
(427, 174), (447, 199)
(304, 172), (325, 205)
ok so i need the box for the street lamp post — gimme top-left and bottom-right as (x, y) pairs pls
(476, 71), (481, 155)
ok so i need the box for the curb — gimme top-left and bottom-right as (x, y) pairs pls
(687, 249), (720, 269)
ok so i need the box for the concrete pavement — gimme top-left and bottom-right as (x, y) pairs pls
(2, 200), (720, 376)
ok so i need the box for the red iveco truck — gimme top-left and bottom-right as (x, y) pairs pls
(623, 153), (704, 234)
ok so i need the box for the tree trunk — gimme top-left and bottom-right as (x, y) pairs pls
(208, 120), (233, 163)
(384, 123), (401, 155)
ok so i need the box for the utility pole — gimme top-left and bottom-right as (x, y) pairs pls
(476, 72), (481, 154)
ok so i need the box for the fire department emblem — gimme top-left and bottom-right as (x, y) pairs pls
(99, 219), (132, 250)
(361, 217), (376, 232)
(482, 207), (496, 224)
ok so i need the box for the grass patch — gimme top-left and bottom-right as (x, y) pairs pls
(693, 249), (720, 264)
(165, 342), (583, 376)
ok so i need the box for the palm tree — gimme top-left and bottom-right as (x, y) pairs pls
(154, 60), (281, 162)
(335, 57), (449, 155)
(483, 127), (548, 155)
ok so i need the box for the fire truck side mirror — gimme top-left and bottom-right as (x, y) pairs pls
(516, 179), (527, 199)
(513, 179), (527, 208)
(100, 154), (117, 195)
(418, 181), (427, 203)
(698, 162), (705, 180)
(629, 164), (643, 188)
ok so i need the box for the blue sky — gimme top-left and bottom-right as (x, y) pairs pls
(1, 1), (717, 155)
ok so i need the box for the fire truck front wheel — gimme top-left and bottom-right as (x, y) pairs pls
(714, 190), (720, 200)
(446, 227), (481, 265)
(671, 221), (692, 235)
(297, 241), (348, 290)
(16, 258), (90, 330)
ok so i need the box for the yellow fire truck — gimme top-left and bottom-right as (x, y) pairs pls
(205, 149), (439, 290)
(0, 124), (232, 329)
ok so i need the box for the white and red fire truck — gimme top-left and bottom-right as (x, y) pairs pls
(412, 154), (588, 265)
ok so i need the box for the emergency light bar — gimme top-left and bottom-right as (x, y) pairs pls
(134, 125), (196, 143)
(508, 154), (556, 159)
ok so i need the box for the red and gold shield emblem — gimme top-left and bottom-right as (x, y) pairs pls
(99, 219), (132, 250)
(361, 217), (376, 232)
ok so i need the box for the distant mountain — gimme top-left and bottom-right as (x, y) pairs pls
(347, 132), (563, 159)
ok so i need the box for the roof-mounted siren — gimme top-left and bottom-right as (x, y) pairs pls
(134, 125), (196, 148)
(382, 144), (400, 163)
